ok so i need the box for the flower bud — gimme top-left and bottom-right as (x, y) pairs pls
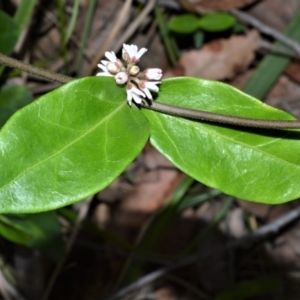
(129, 65), (140, 76)
(106, 62), (121, 74)
(115, 71), (128, 84)
(143, 68), (163, 80)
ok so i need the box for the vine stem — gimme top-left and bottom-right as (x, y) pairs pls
(0, 53), (73, 83)
(1, 52), (300, 130)
(141, 102), (300, 129)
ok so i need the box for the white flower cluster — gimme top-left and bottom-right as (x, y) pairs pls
(97, 44), (163, 106)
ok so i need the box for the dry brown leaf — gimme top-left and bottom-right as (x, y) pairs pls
(165, 30), (259, 80)
(179, 0), (260, 13)
(107, 144), (182, 236)
(238, 200), (271, 218)
(222, 207), (246, 238)
(155, 286), (178, 300)
(266, 75), (300, 119)
(285, 61), (300, 84)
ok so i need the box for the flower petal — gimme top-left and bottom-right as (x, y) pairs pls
(122, 44), (147, 63)
(97, 64), (108, 72)
(142, 88), (152, 100)
(105, 51), (117, 62)
(126, 89), (133, 106)
(122, 44), (131, 61)
(100, 60), (109, 66)
(145, 81), (161, 92)
(96, 72), (113, 77)
(132, 86), (145, 97)
(132, 93), (143, 104)
(136, 48), (147, 60)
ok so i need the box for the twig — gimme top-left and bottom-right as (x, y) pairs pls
(84, 0), (133, 76)
(106, 204), (300, 300)
(258, 39), (300, 59)
(41, 197), (93, 300)
(112, 0), (157, 53)
(136, 0), (180, 10)
(231, 9), (300, 56)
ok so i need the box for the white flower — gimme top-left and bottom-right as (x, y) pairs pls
(122, 44), (147, 64)
(126, 83), (145, 106)
(115, 72), (128, 84)
(96, 51), (119, 76)
(96, 44), (163, 105)
(143, 68), (163, 80)
(139, 81), (161, 100)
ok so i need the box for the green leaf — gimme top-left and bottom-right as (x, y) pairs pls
(64, 0), (80, 45)
(25, 211), (64, 261)
(0, 86), (33, 127)
(0, 77), (150, 213)
(0, 215), (32, 244)
(0, 10), (19, 55)
(168, 14), (199, 34)
(0, 211), (64, 261)
(0, 1), (36, 75)
(13, 0), (36, 29)
(142, 77), (300, 204)
(232, 21), (247, 34)
(198, 13), (235, 32)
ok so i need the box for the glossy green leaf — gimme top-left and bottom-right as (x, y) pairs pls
(142, 77), (300, 204)
(0, 85), (33, 127)
(198, 13), (235, 32)
(0, 211), (64, 261)
(168, 14), (199, 34)
(0, 77), (150, 213)
(0, 10), (19, 55)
